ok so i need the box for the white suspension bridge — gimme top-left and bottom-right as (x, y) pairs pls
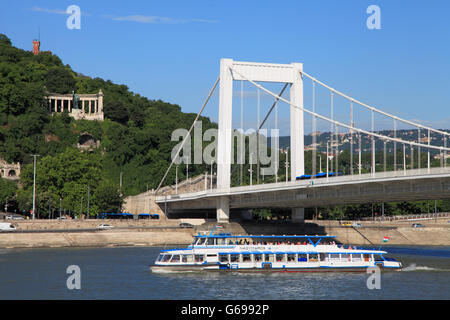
(155, 59), (450, 223)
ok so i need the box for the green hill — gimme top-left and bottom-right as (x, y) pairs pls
(0, 33), (215, 217)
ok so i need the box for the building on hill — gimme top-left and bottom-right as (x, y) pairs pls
(32, 39), (51, 55)
(0, 158), (20, 180)
(32, 39), (40, 55)
(46, 90), (104, 121)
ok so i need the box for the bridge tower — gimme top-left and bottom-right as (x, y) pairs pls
(216, 59), (305, 222)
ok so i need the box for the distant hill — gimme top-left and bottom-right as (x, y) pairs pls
(269, 129), (450, 155)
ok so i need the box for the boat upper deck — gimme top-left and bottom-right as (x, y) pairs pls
(165, 233), (389, 255)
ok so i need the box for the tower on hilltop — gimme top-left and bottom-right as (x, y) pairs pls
(32, 39), (40, 55)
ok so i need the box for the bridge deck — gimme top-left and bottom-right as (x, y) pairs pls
(156, 167), (450, 213)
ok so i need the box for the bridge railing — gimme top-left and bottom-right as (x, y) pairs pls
(156, 166), (450, 202)
(360, 212), (450, 222)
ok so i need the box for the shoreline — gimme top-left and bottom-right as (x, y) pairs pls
(1, 219), (449, 249)
(1, 243), (449, 251)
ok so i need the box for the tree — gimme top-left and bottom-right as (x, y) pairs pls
(93, 181), (122, 213)
(0, 34), (11, 46)
(44, 67), (76, 94)
(20, 148), (103, 215)
(0, 178), (17, 211)
(104, 99), (129, 124)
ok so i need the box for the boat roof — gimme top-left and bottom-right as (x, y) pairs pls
(194, 233), (336, 239)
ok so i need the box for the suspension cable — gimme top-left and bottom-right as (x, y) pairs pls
(230, 66), (450, 152)
(155, 76), (220, 195)
(229, 83), (289, 179)
(300, 70), (450, 138)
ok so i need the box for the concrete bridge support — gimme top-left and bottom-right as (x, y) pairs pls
(216, 196), (230, 223)
(215, 59), (305, 223)
(291, 208), (305, 223)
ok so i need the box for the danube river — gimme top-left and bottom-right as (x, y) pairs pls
(0, 246), (449, 300)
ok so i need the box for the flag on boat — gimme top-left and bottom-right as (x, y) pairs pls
(383, 236), (390, 242)
(216, 225), (223, 229)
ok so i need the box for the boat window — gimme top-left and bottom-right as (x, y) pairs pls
(352, 254), (362, 262)
(329, 254), (340, 261)
(197, 238), (206, 246)
(363, 254), (371, 262)
(319, 253), (327, 261)
(254, 254), (262, 262)
(341, 253), (350, 261)
(264, 254), (274, 262)
(219, 254), (229, 263)
(374, 254), (384, 261)
(297, 254), (307, 262)
(157, 254), (164, 262)
(217, 238), (226, 245)
(205, 238), (215, 246)
(275, 254), (285, 262)
(287, 254), (296, 262)
(230, 254), (239, 262)
(162, 254), (172, 262)
(309, 253), (319, 262)
(182, 254), (193, 263)
(242, 254), (251, 262)
(171, 255), (180, 263)
(194, 254), (204, 262)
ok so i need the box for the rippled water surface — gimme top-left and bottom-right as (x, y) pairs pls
(0, 245), (449, 299)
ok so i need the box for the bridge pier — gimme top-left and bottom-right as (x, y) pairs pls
(291, 208), (305, 223)
(216, 196), (230, 223)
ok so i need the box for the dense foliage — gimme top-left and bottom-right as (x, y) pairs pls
(0, 34), (215, 217)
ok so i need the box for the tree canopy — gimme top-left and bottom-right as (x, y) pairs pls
(0, 33), (215, 217)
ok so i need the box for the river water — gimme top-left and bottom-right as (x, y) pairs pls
(0, 245), (449, 300)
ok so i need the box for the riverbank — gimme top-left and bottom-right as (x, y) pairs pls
(0, 219), (449, 248)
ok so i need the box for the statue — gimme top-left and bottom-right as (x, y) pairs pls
(72, 91), (80, 110)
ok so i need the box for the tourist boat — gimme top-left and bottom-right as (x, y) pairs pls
(150, 226), (402, 272)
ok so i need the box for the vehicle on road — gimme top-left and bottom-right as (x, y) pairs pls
(6, 215), (23, 220)
(0, 222), (16, 231)
(179, 223), (194, 228)
(340, 221), (352, 227)
(97, 224), (114, 230)
(296, 172), (344, 180)
(351, 223), (363, 228)
(411, 223), (424, 228)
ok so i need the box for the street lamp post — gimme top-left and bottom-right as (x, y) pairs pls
(249, 153), (253, 186)
(319, 155), (322, 173)
(87, 185), (90, 219)
(31, 154), (40, 220)
(80, 197), (84, 220)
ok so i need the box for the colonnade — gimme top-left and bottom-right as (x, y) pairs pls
(47, 90), (104, 121)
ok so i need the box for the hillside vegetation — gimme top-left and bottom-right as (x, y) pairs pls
(0, 34), (215, 217)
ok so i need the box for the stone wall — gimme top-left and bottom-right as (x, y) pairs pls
(123, 173), (216, 218)
(0, 220), (449, 248)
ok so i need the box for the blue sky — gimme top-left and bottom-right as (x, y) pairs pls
(1, 0), (449, 135)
